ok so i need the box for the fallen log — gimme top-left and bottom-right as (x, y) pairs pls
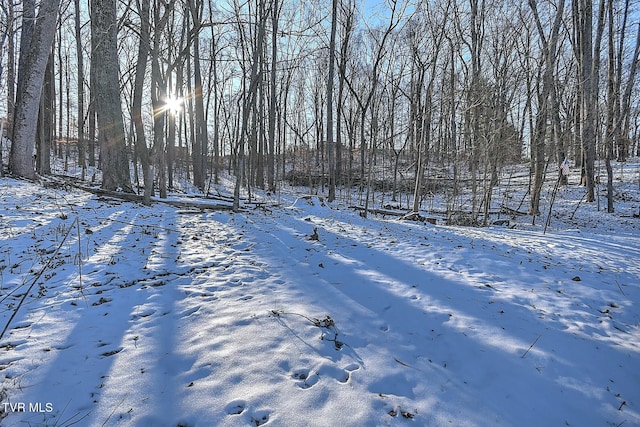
(42, 175), (237, 211)
(349, 205), (405, 218)
(500, 205), (528, 216)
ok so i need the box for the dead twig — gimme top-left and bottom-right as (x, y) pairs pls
(270, 310), (343, 350)
(570, 191), (588, 220)
(393, 357), (423, 372)
(521, 334), (542, 359)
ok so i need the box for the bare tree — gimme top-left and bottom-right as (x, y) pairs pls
(189, 0), (208, 190)
(74, 0), (86, 178)
(1, 0), (15, 147)
(573, 0), (605, 203)
(151, 0), (176, 199)
(342, 0), (404, 217)
(207, 5), (223, 186)
(233, 0), (270, 210)
(527, 0), (565, 216)
(326, 0), (339, 202)
(132, 0), (153, 204)
(466, 0), (485, 220)
(604, 0), (640, 212)
(615, 3), (640, 162)
(36, 47), (54, 175)
(336, 0), (356, 188)
(0, 4), (6, 85)
(410, 1), (449, 215)
(90, 0), (132, 191)
(9, 0), (61, 180)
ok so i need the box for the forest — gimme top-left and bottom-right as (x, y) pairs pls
(1, 0), (639, 219)
(1, 2), (640, 426)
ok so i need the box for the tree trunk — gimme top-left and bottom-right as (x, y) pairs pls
(336, 1), (355, 187)
(74, 0), (86, 177)
(234, 0), (269, 211)
(132, 0), (152, 204)
(151, 1), (175, 200)
(36, 49), (54, 175)
(14, 0), (35, 116)
(209, 30), (220, 185)
(167, 71), (177, 189)
(10, 0), (60, 180)
(88, 66), (96, 167)
(605, 0), (615, 213)
(575, 0), (604, 203)
(189, 0), (207, 190)
(5, 0), (16, 145)
(326, 0), (338, 202)
(57, 23), (63, 161)
(268, 0), (280, 193)
(91, 0), (132, 192)
(527, 0), (565, 216)
(468, 0), (483, 220)
(617, 18), (640, 162)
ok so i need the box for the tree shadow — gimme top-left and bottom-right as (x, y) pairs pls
(3, 204), (188, 427)
(231, 208), (638, 426)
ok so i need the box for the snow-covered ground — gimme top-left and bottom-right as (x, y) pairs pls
(0, 160), (639, 427)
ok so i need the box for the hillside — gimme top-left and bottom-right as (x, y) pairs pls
(0, 160), (639, 426)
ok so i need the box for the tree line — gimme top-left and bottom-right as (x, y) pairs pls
(1, 0), (639, 216)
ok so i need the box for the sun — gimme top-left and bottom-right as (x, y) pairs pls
(164, 95), (183, 115)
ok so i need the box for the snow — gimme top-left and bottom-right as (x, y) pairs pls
(0, 161), (639, 427)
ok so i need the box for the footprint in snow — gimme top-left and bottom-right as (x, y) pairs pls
(225, 399), (247, 415)
(291, 363), (359, 388)
(248, 409), (270, 426)
(92, 296), (111, 306)
(291, 368), (319, 389)
(100, 347), (123, 358)
(388, 406), (416, 419)
(52, 343), (74, 351)
(225, 400), (271, 426)
(184, 364), (213, 387)
(180, 306), (200, 318)
(321, 363), (360, 383)
(241, 275), (257, 283)
(201, 294), (219, 303)
(131, 308), (156, 320)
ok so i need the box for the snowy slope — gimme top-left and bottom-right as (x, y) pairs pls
(0, 173), (639, 427)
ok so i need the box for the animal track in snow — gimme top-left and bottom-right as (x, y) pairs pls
(180, 306), (200, 318)
(249, 409), (270, 426)
(99, 347), (123, 358)
(184, 364), (213, 387)
(291, 368), (319, 389)
(291, 363), (360, 388)
(225, 400), (271, 426)
(130, 308), (156, 320)
(225, 399), (247, 415)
